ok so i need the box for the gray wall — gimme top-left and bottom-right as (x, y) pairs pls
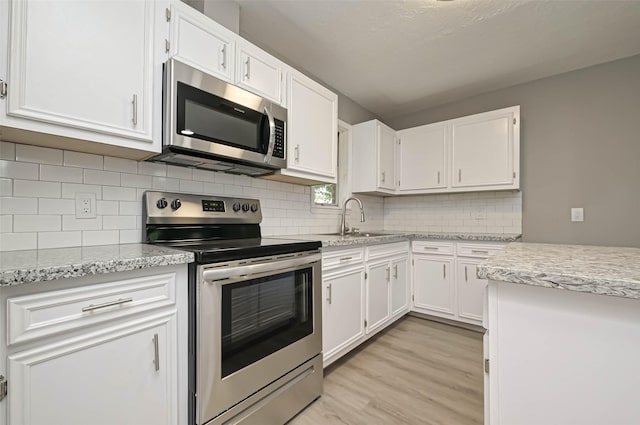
(388, 54), (640, 248)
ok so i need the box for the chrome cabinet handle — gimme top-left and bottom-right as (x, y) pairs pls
(339, 256), (353, 262)
(437, 171), (440, 184)
(423, 246), (438, 251)
(471, 250), (489, 255)
(221, 45), (227, 69)
(443, 264), (446, 279)
(244, 57), (250, 79)
(82, 297), (133, 312)
(393, 264), (398, 279)
(263, 106), (276, 163)
(465, 266), (468, 282)
(386, 267), (390, 282)
(153, 333), (160, 371)
(132, 94), (138, 126)
(381, 171), (386, 183)
(326, 283), (332, 304)
(458, 169), (462, 182)
(294, 144), (300, 162)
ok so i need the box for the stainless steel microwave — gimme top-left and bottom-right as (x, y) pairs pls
(148, 58), (287, 176)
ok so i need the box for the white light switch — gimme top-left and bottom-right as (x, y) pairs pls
(571, 208), (584, 222)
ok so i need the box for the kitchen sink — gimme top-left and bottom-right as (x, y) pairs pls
(321, 232), (390, 238)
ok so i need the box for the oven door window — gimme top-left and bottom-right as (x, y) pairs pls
(220, 267), (313, 378)
(176, 82), (269, 154)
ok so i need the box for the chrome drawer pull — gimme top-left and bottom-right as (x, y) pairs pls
(81, 297), (133, 312)
(153, 333), (160, 372)
(339, 256), (353, 261)
(423, 246), (438, 251)
(471, 250), (489, 255)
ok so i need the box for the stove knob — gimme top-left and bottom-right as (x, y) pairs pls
(156, 198), (168, 209)
(171, 199), (182, 210)
(250, 203), (259, 212)
(242, 203), (250, 212)
(232, 202), (241, 212)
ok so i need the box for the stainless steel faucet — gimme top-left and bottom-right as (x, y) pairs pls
(341, 197), (365, 236)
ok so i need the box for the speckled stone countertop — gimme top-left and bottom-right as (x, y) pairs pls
(284, 231), (521, 248)
(0, 244), (194, 286)
(477, 242), (640, 300)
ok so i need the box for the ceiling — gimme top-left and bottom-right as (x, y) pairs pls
(235, 0), (640, 122)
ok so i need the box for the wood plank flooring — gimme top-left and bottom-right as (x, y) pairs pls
(289, 316), (484, 425)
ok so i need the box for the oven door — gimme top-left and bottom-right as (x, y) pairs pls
(197, 251), (321, 424)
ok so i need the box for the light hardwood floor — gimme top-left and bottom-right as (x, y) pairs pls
(289, 316), (484, 425)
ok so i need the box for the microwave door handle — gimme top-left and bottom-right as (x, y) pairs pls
(263, 106), (276, 163)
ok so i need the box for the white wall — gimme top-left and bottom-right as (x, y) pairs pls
(0, 141), (384, 251)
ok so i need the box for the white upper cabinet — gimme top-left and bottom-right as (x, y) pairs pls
(265, 67), (338, 185)
(397, 122), (447, 193)
(352, 119), (397, 195)
(235, 39), (285, 105)
(1, 0), (162, 155)
(167, 1), (235, 82)
(451, 106), (519, 190)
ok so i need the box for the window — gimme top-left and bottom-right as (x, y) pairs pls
(311, 124), (350, 210)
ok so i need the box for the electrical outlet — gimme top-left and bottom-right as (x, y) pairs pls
(76, 193), (96, 219)
(571, 207), (584, 222)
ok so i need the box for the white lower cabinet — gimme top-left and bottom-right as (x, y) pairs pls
(0, 265), (188, 425)
(322, 265), (365, 366)
(321, 241), (409, 367)
(411, 240), (506, 326)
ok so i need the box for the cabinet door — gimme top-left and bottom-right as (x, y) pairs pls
(366, 261), (391, 334)
(377, 122), (396, 191)
(286, 68), (338, 182)
(457, 259), (487, 325)
(169, 1), (234, 82)
(398, 123), (447, 191)
(322, 266), (365, 363)
(8, 313), (178, 425)
(7, 0), (155, 144)
(451, 107), (518, 189)
(412, 256), (455, 317)
(391, 256), (409, 316)
(236, 41), (283, 104)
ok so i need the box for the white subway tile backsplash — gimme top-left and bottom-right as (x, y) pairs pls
(82, 230), (119, 246)
(103, 156), (137, 173)
(61, 183), (102, 199)
(0, 232), (37, 251)
(63, 151), (103, 169)
(0, 215), (12, 232)
(0, 142), (16, 160)
(14, 180), (61, 198)
(179, 179), (203, 194)
(16, 144), (63, 165)
(118, 201), (141, 215)
(38, 198), (75, 215)
(167, 165), (193, 180)
(40, 164), (83, 183)
(14, 215), (61, 232)
(152, 176), (180, 191)
(103, 215), (137, 230)
(97, 200), (119, 215)
(0, 178), (12, 196)
(137, 162), (167, 177)
(119, 229), (142, 244)
(62, 215), (103, 231)
(83, 169), (121, 186)
(38, 231), (82, 249)
(121, 173), (152, 189)
(203, 182), (223, 194)
(0, 160), (39, 180)
(102, 186), (136, 201)
(214, 173), (235, 185)
(0, 197), (38, 214)
(193, 169), (215, 182)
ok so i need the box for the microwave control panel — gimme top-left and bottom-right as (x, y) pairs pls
(273, 119), (285, 159)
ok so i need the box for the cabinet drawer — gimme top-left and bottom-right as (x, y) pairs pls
(7, 273), (176, 346)
(322, 247), (365, 270)
(366, 241), (410, 260)
(411, 240), (454, 255)
(457, 243), (505, 258)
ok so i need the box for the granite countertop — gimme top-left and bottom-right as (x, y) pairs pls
(0, 244), (194, 286)
(284, 231), (521, 247)
(477, 242), (640, 300)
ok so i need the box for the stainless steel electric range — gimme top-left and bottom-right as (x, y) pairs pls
(143, 191), (323, 425)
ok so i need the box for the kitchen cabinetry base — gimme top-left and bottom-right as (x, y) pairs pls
(408, 311), (483, 333)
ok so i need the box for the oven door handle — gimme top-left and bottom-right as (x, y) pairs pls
(263, 106), (276, 164)
(202, 253), (320, 284)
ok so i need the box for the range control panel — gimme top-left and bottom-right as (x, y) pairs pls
(143, 191), (262, 224)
